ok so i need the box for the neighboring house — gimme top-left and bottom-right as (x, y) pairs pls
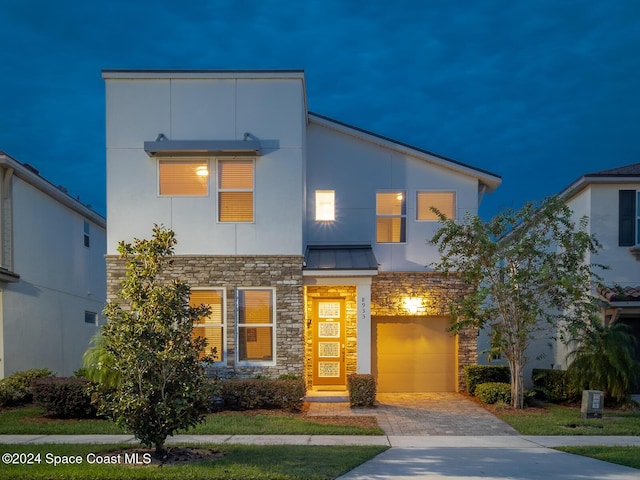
(103, 69), (501, 393)
(558, 163), (640, 394)
(0, 152), (106, 379)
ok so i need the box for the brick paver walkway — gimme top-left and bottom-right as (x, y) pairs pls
(306, 392), (518, 436)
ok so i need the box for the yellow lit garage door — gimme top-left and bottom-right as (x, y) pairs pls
(373, 316), (457, 392)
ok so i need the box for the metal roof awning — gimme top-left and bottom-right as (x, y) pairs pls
(304, 245), (378, 276)
(144, 134), (261, 157)
(0, 267), (19, 283)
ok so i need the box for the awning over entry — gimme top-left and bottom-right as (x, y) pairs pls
(303, 245), (378, 276)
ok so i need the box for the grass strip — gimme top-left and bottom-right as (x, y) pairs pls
(0, 407), (382, 436)
(0, 443), (387, 480)
(555, 446), (640, 470)
(495, 404), (640, 435)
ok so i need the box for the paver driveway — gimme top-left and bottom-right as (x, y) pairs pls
(306, 392), (518, 436)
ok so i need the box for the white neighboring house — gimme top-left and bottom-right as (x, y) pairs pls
(103, 69), (501, 393)
(0, 152), (106, 378)
(558, 163), (640, 395)
(484, 163), (640, 393)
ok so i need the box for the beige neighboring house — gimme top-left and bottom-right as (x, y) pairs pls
(103, 69), (501, 393)
(0, 152), (106, 378)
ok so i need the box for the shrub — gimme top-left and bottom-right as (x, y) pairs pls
(31, 377), (96, 418)
(217, 378), (305, 412)
(347, 374), (376, 408)
(476, 382), (511, 404)
(0, 368), (53, 407)
(464, 365), (510, 396)
(532, 369), (575, 403)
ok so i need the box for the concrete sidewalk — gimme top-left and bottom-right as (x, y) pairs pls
(1, 433), (639, 447)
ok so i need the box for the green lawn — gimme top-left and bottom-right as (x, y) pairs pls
(0, 406), (383, 436)
(0, 443), (388, 480)
(556, 446), (640, 470)
(496, 404), (640, 435)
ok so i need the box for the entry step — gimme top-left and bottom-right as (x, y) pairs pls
(304, 391), (349, 403)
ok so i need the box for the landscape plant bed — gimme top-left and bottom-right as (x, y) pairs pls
(0, 443), (388, 479)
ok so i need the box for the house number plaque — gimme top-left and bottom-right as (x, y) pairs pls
(318, 342), (340, 358)
(318, 322), (340, 338)
(318, 361), (340, 377)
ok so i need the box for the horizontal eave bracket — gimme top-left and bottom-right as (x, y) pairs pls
(144, 139), (261, 157)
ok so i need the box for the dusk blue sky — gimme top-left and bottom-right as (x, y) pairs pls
(1, 1), (638, 218)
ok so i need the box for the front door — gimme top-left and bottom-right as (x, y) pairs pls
(312, 298), (346, 388)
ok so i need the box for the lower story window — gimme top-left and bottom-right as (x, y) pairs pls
(190, 289), (225, 362)
(237, 288), (275, 364)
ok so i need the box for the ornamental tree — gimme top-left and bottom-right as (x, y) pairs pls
(430, 196), (604, 408)
(99, 225), (211, 455)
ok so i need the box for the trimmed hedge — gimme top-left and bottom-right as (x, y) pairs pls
(0, 368), (53, 407)
(476, 382), (511, 404)
(532, 368), (575, 403)
(464, 365), (510, 396)
(347, 374), (377, 407)
(215, 378), (305, 412)
(31, 377), (96, 418)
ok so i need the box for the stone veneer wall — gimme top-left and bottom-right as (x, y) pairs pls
(303, 286), (357, 389)
(371, 272), (476, 391)
(106, 255), (304, 379)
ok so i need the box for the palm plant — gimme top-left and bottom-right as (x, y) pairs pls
(82, 332), (121, 388)
(567, 320), (639, 403)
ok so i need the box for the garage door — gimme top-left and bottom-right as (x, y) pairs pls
(373, 316), (456, 392)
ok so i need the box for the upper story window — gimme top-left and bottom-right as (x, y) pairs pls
(619, 190), (640, 246)
(159, 160), (209, 196)
(376, 191), (406, 243)
(236, 288), (275, 365)
(218, 160), (254, 222)
(315, 190), (335, 221)
(417, 191), (456, 220)
(83, 221), (91, 248)
(190, 289), (225, 363)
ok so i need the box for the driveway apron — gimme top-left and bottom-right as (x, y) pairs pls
(306, 393), (518, 436)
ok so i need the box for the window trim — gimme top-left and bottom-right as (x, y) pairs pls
(157, 158), (210, 197)
(416, 190), (457, 221)
(376, 190), (407, 244)
(619, 190), (636, 247)
(217, 158), (255, 223)
(191, 287), (227, 365)
(235, 287), (276, 366)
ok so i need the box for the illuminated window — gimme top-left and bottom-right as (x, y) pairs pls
(218, 160), (254, 222)
(417, 191), (456, 220)
(376, 191), (406, 243)
(159, 160), (209, 196)
(190, 289), (225, 362)
(237, 288), (275, 364)
(315, 190), (335, 221)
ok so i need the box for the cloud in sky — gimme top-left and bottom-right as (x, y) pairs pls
(1, 0), (638, 217)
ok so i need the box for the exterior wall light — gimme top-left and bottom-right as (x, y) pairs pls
(404, 297), (421, 314)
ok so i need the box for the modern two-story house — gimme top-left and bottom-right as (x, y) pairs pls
(103, 70), (501, 393)
(0, 152), (106, 378)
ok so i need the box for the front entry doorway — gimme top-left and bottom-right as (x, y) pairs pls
(312, 298), (346, 389)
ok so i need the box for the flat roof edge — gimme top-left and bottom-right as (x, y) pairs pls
(102, 69), (306, 80)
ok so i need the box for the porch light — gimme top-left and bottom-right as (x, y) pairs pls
(316, 190), (335, 221)
(404, 297), (421, 314)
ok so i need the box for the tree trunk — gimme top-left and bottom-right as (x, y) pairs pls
(508, 357), (525, 409)
(154, 442), (167, 459)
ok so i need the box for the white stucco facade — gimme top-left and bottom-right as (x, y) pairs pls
(0, 153), (106, 378)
